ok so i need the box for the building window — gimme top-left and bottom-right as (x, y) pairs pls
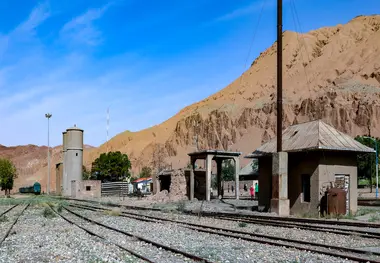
(302, 174), (311, 202)
(76, 153), (78, 156)
(86, 186), (91, 191)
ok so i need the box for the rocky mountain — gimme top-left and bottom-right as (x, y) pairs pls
(3, 15), (380, 192)
(85, 15), (380, 173)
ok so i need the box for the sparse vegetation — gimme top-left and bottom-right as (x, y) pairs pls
(42, 207), (56, 219)
(57, 203), (63, 213)
(368, 214), (380, 222)
(176, 200), (186, 212)
(238, 222), (247, 228)
(0, 215), (8, 223)
(104, 208), (121, 216)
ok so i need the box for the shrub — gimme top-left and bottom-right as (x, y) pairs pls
(177, 201), (186, 212)
(42, 207), (56, 219)
(104, 208), (121, 216)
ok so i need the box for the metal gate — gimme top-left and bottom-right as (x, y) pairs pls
(334, 174), (350, 214)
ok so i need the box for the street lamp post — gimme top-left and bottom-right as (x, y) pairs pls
(364, 136), (378, 198)
(45, 113), (52, 194)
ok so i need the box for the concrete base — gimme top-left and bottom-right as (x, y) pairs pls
(270, 198), (290, 216)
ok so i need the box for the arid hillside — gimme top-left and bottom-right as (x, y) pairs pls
(85, 15), (380, 173)
(0, 144), (94, 192)
(2, 15), (380, 192)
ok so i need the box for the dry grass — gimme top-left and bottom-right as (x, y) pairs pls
(104, 208), (121, 216)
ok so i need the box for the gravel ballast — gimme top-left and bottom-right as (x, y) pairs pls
(70, 207), (358, 263)
(0, 206), (142, 263)
(61, 208), (199, 263)
(120, 207), (380, 248)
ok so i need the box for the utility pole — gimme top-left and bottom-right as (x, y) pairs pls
(277, 0), (283, 152)
(45, 113), (52, 194)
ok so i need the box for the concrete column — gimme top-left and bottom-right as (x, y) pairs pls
(190, 159), (195, 201)
(216, 159), (222, 198)
(155, 176), (161, 194)
(205, 155), (213, 201)
(234, 157), (240, 200)
(271, 152), (290, 216)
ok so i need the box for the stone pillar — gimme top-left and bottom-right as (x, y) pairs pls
(271, 152), (290, 216)
(205, 155), (213, 201)
(190, 159), (195, 201)
(234, 157), (240, 200)
(155, 176), (160, 194)
(216, 159), (222, 198)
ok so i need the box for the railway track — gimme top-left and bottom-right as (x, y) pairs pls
(60, 197), (380, 229)
(68, 202), (380, 263)
(68, 200), (380, 239)
(0, 204), (30, 246)
(52, 204), (214, 263)
(0, 204), (19, 218)
(358, 199), (380, 207)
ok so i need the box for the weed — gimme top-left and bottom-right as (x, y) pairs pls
(104, 208), (121, 216)
(0, 216), (8, 223)
(57, 204), (63, 213)
(369, 214), (380, 222)
(238, 222), (247, 228)
(343, 212), (357, 220)
(356, 208), (376, 216)
(42, 207), (56, 219)
(176, 201), (186, 213)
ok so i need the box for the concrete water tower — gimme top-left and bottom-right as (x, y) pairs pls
(62, 131), (67, 195)
(65, 125), (84, 196)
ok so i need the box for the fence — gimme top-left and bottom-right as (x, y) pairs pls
(101, 182), (132, 197)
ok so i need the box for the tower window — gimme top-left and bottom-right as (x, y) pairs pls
(76, 153), (78, 156)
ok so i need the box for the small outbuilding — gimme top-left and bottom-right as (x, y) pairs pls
(246, 120), (374, 215)
(188, 150), (241, 201)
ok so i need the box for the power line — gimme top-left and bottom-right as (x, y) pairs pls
(210, 0), (268, 151)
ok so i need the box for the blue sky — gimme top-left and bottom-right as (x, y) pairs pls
(0, 0), (378, 147)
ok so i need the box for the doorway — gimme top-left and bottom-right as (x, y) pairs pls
(334, 174), (350, 214)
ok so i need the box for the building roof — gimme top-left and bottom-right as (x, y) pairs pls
(239, 160), (258, 176)
(246, 120), (375, 158)
(132, 177), (152, 183)
(188, 150), (242, 157)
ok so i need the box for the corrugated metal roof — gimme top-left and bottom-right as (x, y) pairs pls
(239, 159), (258, 176)
(246, 120), (375, 157)
(188, 150), (242, 157)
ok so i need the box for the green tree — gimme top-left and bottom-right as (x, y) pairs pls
(91, 151), (131, 182)
(82, 165), (91, 180)
(0, 158), (17, 197)
(222, 159), (236, 181)
(355, 136), (380, 187)
(139, 166), (152, 178)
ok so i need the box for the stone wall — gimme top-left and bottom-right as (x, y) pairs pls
(71, 180), (101, 199)
(148, 169), (188, 202)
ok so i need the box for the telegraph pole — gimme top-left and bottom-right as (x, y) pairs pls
(45, 113), (52, 194)
(277, 0), (283, 152)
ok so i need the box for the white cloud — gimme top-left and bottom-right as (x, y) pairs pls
(214, 0), (276, 22)
(60, 3), (112, 46)
(14, 2), (51, 35)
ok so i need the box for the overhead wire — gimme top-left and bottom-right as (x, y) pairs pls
(290, 0), (312, 96)
(213, 0), (268, 151)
